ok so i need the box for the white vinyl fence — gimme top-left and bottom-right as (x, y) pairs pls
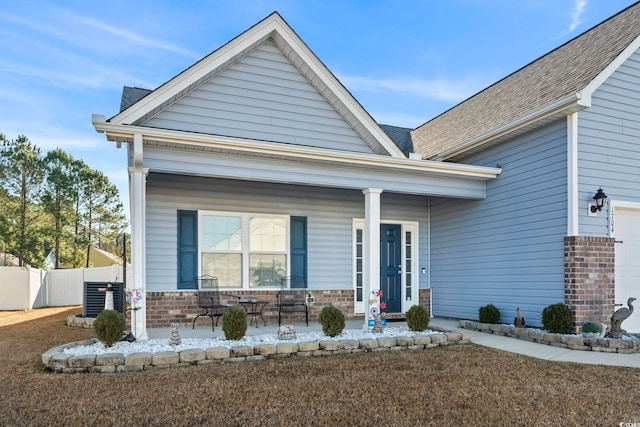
(0, 265), (131, 310)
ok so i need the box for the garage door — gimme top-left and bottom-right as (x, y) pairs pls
(614, 208), (640, 333)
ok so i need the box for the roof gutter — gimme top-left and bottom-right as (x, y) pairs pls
(430, 92), (590, 161)
(92, 115), (501, 180)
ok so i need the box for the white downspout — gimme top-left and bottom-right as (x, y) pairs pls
(567, 113), (579, 237)
(427, 196), (432, 317)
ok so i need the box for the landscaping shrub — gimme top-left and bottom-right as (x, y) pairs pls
(478, 304), (501, 324)
(541, 303), (572, 334)
(581, 321), (600, 334)
(222, 307), (247, 340)
(93, 309), (125, 347)
(406, 305), (430, 331)
(318, 305), (345, 337)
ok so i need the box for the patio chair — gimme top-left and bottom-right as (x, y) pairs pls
(277, 276), (309, 326)
(192, 275), (235, 331)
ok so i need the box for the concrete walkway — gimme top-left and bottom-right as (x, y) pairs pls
(148, 317), (640, 368)
(432, 318), (640, 368)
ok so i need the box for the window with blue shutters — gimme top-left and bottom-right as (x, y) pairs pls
(180, 211), (307, 289)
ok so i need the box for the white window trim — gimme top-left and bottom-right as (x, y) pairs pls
(352, 219), (419, 314)
(198, 210), (290, 289)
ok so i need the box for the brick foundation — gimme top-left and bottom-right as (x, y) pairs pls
(135, 288), (432, 329)
(564, 236), (615, 332)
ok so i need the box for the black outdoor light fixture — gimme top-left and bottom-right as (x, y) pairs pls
(590, 188), (608, 213)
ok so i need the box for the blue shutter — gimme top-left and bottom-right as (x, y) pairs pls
(177, 210), (198, 289)
(290, 216), (307, 287)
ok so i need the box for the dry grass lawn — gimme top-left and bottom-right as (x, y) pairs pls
(1, 307), (640, 426)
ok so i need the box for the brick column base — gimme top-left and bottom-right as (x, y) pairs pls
(419, 288), (431, 317)
(564, 236), (615, 332)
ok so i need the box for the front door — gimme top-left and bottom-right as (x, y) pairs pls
(380, 224), (402, 313)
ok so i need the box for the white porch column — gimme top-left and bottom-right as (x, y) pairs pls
(129, 134), (148, 340)
(362, 188), (382, 328)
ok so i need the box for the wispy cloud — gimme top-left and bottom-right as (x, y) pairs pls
(76, 16), (201, 60)
(338, 74), (487, 103)
(569, 0), (587, 32)
(0, 8), (200, 60)
(0, 60), (143, 90)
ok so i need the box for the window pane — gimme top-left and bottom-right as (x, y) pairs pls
(201, 253), (241, 288)
(249, 254), (286, 287)
(250, 217), (286, 252)
(202, 215), (242, 251)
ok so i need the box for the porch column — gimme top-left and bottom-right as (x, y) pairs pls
(129, 134), (149, 340)
(363, 188), (382, 328)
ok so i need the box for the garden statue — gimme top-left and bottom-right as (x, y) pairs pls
(598, 323), (607, 339)
(169, 322), (181, 346)
(514, 307), (525, 328)
(370, 306), (384, 333)
(278, 324), (296, 340)
(606, 297), (636, 338)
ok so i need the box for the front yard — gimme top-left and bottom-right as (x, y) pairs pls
(1, 307), (639, 425)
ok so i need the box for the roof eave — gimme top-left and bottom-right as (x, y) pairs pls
(92, 117), (501, 181)
(428, 92), (589, 161)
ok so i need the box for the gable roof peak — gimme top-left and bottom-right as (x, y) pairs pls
(108, 11), (405, 157)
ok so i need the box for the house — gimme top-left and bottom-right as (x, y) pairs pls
(93, 4), (640, 339)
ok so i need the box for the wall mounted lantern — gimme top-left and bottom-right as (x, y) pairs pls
(590, 188), (608, 213)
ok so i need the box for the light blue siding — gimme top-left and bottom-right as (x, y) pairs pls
(146, 173), (429, 293)
(142, 41), (377, 154)
(430, 121), (568, 326)
(579, 49), (640, 236)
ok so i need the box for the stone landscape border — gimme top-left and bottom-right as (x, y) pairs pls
(42, 330), (470, 374)
(459, 320), (640, 354)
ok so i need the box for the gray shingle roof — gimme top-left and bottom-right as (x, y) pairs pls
(120, 86), (152, 112)
(411, 2), (640, 160)
(379, 124), (414, 155)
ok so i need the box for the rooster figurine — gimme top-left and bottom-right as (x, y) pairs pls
(514, 307), (525, 328)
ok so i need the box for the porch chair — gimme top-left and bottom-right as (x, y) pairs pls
(192, 275), (236, 331)
(277, 276), (309, 326)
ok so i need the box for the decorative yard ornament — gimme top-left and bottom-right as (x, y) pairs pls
(598, 323), (607, 339)
(606, 297), (636, 338)
(169, 323), (181, 346)
(126, 288), (143, 311)
(368, 289), (386, 333)
(278, 324), (297, 340)
(514, 307), (525, 328)
(104, 282), (114, 311)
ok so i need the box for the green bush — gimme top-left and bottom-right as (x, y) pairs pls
(318, 305), (345, 337)
(93, 309), (126, 347)
(581, 321), (600, 334)
(478, 304), (501, 324)
(222, 307), (247, 340)
(541, 303), (572, 334)
(406, 305), (430, 331)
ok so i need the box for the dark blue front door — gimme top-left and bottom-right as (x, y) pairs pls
(380, 224), (402, 313)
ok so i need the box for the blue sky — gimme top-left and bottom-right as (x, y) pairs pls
(0, 0), (636, 218)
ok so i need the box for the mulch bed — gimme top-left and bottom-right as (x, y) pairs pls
(1, 307), (640, 426)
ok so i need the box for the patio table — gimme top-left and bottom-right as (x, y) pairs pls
(238, 299), (270, 327)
